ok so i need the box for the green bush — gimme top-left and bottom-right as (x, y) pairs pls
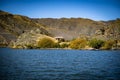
(54, 43), (60, 48)
(37, 38), (55, 48)
(69, 38), (87, 49)
(89, 38), (104, 49)
(102, 40), (115, 50)
(25, 44), (36, 49)
(60, 42), (69, 48)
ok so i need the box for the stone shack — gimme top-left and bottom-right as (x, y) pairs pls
(54, 36), (65, 42)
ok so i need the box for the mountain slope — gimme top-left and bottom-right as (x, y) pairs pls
(0, 10), (50, 46)
(32, 18), (120, 40)
(0, 10), (120, 47)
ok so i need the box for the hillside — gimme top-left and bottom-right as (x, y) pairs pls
(0, 10), (120, 47)
(0, 10), (50, 46)
(32, 18), (120, 40)
(9, 29), (57, 49)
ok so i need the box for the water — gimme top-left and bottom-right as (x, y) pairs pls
(0, 48), (120, 80)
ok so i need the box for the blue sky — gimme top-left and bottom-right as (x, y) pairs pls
(0, 0), (120, 21)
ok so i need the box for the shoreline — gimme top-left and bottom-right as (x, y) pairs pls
(0, 47), (120, 50)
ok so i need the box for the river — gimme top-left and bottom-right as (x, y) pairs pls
(0, 48), (120, 80)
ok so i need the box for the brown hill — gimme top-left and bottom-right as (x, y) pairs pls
(32, 18), (120, 40)
(0, 10), (120, 47)
(0, 10), (50, 46)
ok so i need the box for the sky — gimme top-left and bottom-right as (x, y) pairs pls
(0, 0), (120, 21)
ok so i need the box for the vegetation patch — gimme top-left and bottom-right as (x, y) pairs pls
(89, 38), (104, 49)
(69, 38), (87, 49)
(37, 37), (56, 48)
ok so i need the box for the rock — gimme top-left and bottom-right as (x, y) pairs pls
(95, 29), (103, 35)
(0, 35), (8, 47)
(10, 29), (56, 49)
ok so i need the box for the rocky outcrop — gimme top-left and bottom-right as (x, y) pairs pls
(0, 35), (8, 47)
(0, 10), (50, 46)
(9, 29), (56, 49)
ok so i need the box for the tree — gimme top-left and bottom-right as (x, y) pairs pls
(102, 40), (115, 50)
(37, 37), (55, 48)
(60, 42), (69, 48)
(69, 38), (87, 49)
(89, 38), (104, 49)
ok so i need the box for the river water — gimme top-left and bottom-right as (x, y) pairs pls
(0, 48), (120, 80)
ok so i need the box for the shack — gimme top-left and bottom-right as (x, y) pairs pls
(54, 36), (65, 42)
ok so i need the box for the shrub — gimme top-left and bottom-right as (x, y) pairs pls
(102, 40), (115, 50)
(89, 38), (104, 49)
(69, 38), (87, 49)
(37, 37), (55, 48)
(54, 43), (60, 48)
(60, 42), (69, 48)
(25, 44), (36, 49)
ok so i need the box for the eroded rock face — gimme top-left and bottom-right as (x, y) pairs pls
(0, 35), (8, 47)
(0, 10), (50, 47)
(9, 29), (56, 49)
(95, 30), (103, 35)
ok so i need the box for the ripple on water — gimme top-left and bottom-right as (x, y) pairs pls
(0, 48), (120, 80)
